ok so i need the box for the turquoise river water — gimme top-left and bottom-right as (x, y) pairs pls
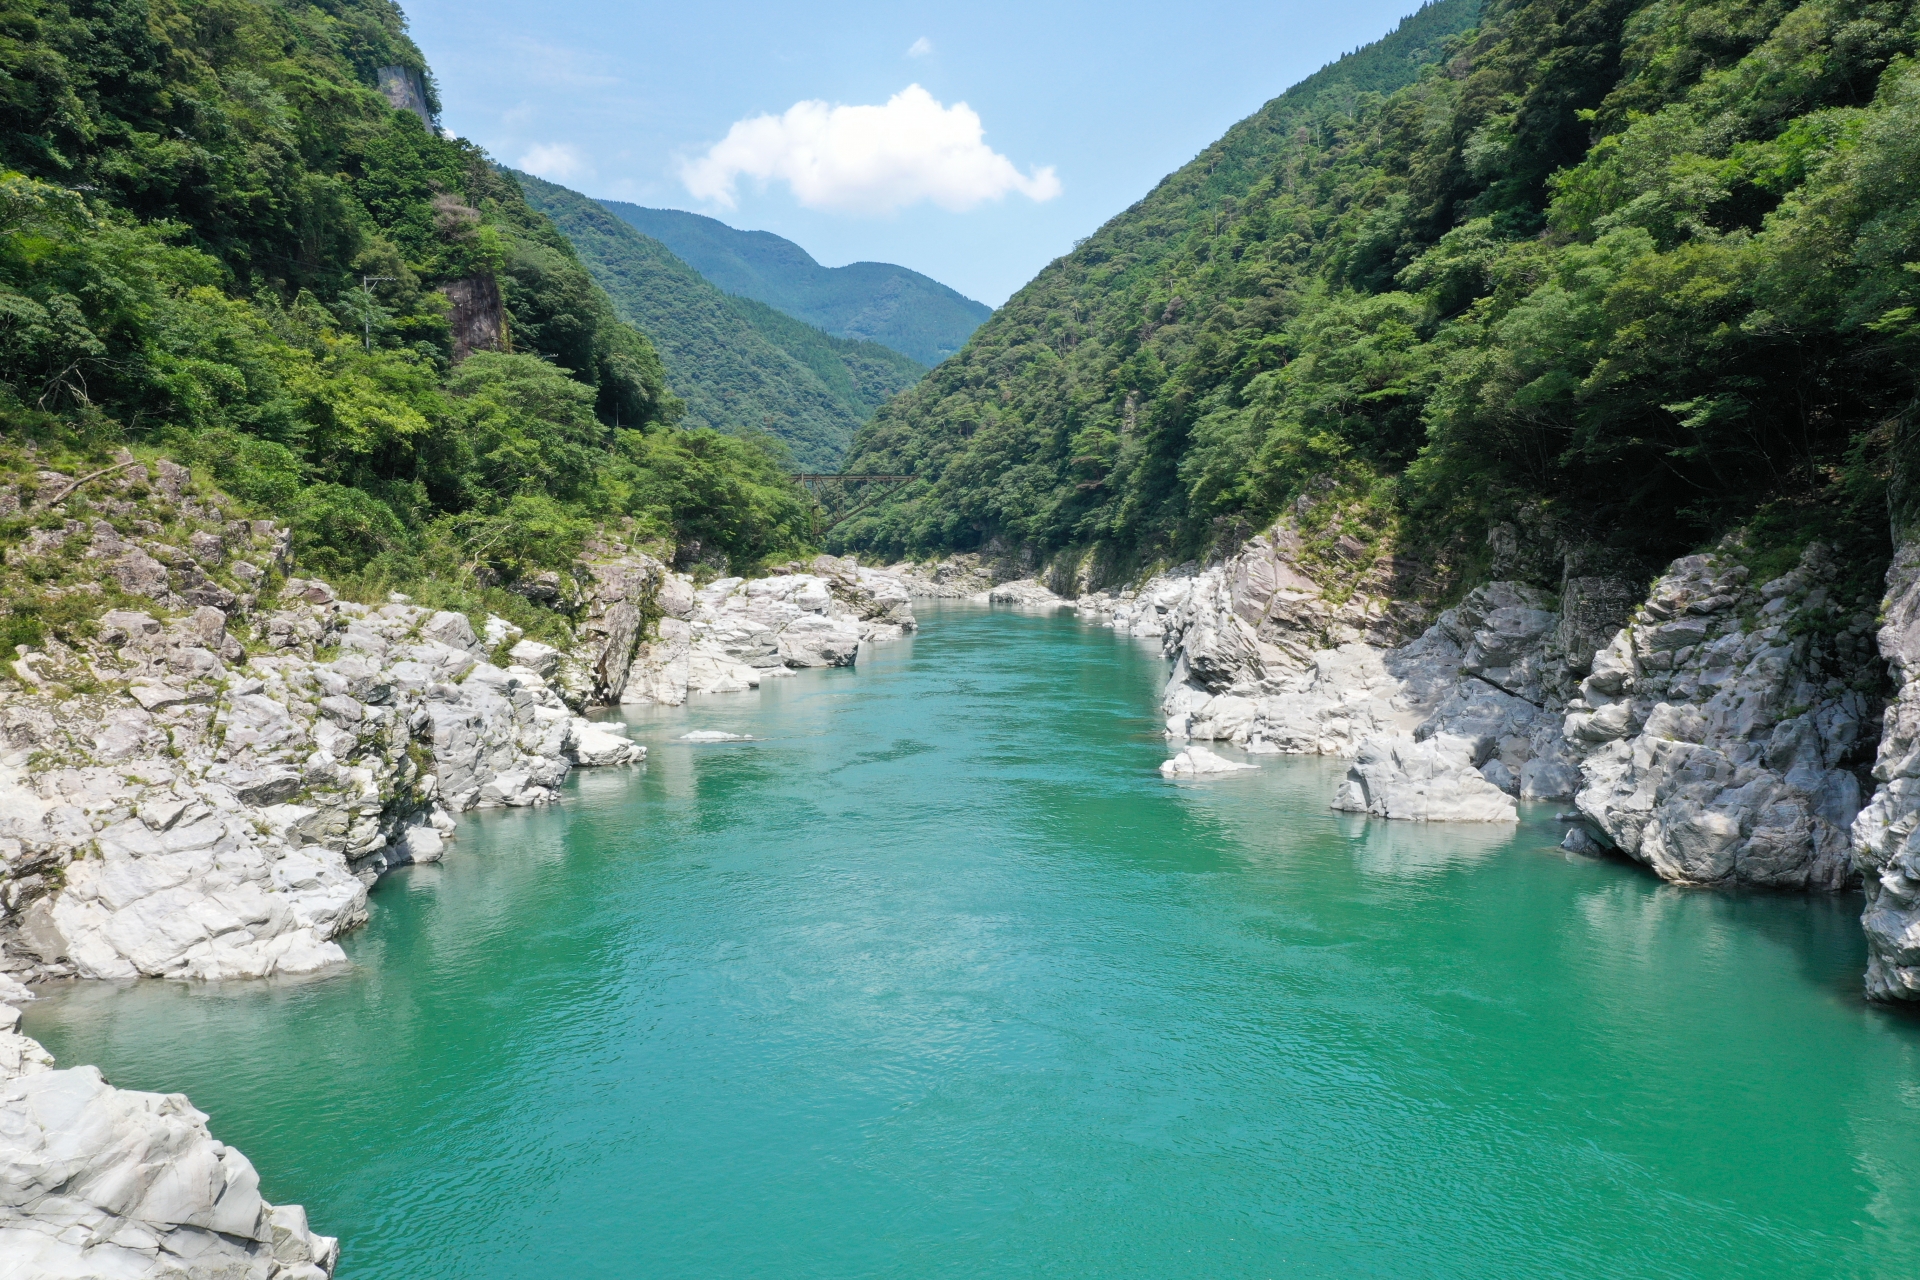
(23, 602), (1920, 1278)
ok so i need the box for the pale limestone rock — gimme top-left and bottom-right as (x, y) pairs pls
(569, 719), (642, 768)
(0, 1064), (337, 1278)
(1571, 546), (1874, 891)
(1332, 734), (1519, 823)
(508, 639), (561, 679)
(1159, 746), (1259, 777)
(977, 579), (1067, 608)
(880, 554), (997, 598)
(617, 562), (916, 705)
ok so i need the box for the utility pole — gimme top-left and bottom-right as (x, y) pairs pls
(359, 275), (397, 351)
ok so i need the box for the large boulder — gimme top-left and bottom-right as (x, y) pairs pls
(1332, 733), (1519, 823)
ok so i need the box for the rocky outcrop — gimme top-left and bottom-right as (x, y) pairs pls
(1098, 505), (1880, 882)
(621, 556), (914, 706)
(882, 556), (997, 599)
(0, 460), (910, 1276)
(0, 980), (336, 1279)
(979, 579), (1067, 608)
(1854, 536), (1920, 1000)
(1565, 546), (1879, 890)
(0, 579), (646, 985)
(1143, 553), (1593, 816)
(1331, 733), (1519, 822)
(1159, 746), (1257, 777)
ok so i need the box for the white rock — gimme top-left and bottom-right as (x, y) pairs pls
(1331, 734), (1519, 823)
(1160, 747), (1259, 777)
(980, 579), (1066, 608)
(0, 1066), (337, 1277)
(570, 719), (643, 766)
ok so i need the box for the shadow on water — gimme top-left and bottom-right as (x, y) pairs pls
(22, 601), (1920, 1280)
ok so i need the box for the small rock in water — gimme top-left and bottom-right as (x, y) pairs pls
(1554, 811), (1582, 823)
(680, 730), (751, 742)
(1561, 826), (1610, 858)
(1160, 746), (1258, 777)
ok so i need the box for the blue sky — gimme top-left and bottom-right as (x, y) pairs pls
(403, 0), (1432, 306)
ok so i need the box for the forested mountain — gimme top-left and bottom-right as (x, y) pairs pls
(0, 0), (811, 629)
(835, 0), (1920, 600)
(512, 172), (926, 469)
(599, 203), (992, 365)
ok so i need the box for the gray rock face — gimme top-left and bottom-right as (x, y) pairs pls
(1094, 511), (1877, 900)
(1569, 546), (1878, 891)
(1331, 734), (1519, 823)
(0, 991), (336, 1279)
(1854, 538), (1920, 1000)
(0, 581), (655, 985)
(621, 559), (916, 706)
(1145, 555), (1589, 816)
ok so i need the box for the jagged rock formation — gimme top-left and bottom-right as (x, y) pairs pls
(1, 980), (336, 1279)
(621, 555), (915, 706)
(1855, 536), (1920, 1001)
(0, 577), (643, 985)
(1331, 733), (1519, 823)
(1055, 508), (1898, 983)
(1564, 547), (1880, 891)
(0, 458), (920, 1273)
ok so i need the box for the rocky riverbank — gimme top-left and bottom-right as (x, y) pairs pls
(889, 500), (1913, 1001)
(0, 456), (916, 1277)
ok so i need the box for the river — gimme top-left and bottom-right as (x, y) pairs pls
(23, 602), (1920, 1278)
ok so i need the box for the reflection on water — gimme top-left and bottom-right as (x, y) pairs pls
(23, 602), (1920, 1280)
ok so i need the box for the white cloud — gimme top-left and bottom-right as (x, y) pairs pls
(518, 142), (593, 183)
(679, 85), (1060, 215)
(907, 36), (933, 57)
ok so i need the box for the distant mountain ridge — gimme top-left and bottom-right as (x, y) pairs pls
(511, 170), (926, 470)
(597, 203), (992, 366)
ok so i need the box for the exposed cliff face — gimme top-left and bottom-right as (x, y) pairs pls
(1566, 547), (1881, 892)
(1854, 537), (1920, 1001)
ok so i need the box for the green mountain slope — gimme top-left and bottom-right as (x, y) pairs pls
(598, 203), (992, 365)
(0, 0), (812, 614)
(513, 172), (926, 470)
(835, 0), (1919, 598)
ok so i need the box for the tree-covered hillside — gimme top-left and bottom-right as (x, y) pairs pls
(600, 203), (992, 365)
(835, 0), (1920, 600)
(0, 0), (811, 629)
(512, 172), (926, 469)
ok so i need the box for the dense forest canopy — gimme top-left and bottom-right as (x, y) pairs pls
(0, 0), (812, 629)
(835, 0), (1920, 596)
(513, 170), (925, 471)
